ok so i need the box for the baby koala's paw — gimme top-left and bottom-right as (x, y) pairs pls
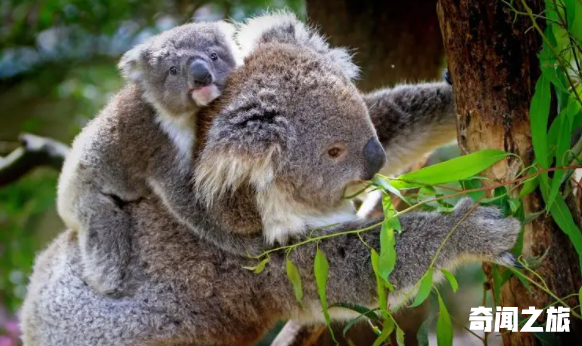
(453, 198), (522, 267)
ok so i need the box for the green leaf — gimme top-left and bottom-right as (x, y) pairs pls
(243, 256), (270, 274)
(523, 210), (545, 225)
(314, 248), (337, 343)
(529, 74), (551, 169)
(374, 176), (413, 206)
(436, 292), (453, 346)
(371, 249), (389, 320)
(342, 306), (380, 335)
(379, 223), (397, 283)
(506, 267), (533, 293)
(547, 103), (575, 208)
(372, 317), (395, 346)
(492, 264), (502, 304)
(382, 193), (401, 231)
(410, 269), (433, 308)
(392, 149), (508, 189)
(440, 269), (458, 293)
(396, 324), (405, 346)
(417, 318), (430, 346)
(331, 303), (380, 322)
(519, 175), (539, 198)
(286, 259), (303, 306)
(545, 193), (582, 275)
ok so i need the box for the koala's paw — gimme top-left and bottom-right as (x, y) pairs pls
(453, 198), (522, 266)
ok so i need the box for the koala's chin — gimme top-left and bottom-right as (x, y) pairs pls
(190, 84), (221, 107)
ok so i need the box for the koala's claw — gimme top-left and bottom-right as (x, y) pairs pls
(494, 251), (523, 269)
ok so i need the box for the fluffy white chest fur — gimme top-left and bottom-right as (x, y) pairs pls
(155, 113), (195, 169)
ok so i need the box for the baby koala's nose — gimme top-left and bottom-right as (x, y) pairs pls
(189, 60), (213, 87)
(362, 137), (386, 180)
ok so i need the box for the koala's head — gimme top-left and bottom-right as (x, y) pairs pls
(196, 13), (386, 244)
(118, 21), (242, 118)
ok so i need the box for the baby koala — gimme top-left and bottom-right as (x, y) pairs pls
(57, 21), (241, 296)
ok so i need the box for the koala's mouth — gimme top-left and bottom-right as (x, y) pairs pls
(189, 84), (221, 107)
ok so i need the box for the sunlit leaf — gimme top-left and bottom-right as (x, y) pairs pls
(371, 249), (389, 320)
(396, 324), (405, 346)
(379, 223), (397, 283)
(392, 149), (508, 189)
(243, 256), (270, 274)
(286, 259), (303, 306)
(440, 269), (459, 293)
(436, 292), (453, 346)
(410, 269), (433, 308)
(372, 317), (394, 346)
(314, 248), (337, 343)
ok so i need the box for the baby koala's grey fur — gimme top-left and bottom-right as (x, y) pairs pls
(22, 13), (520, 346)
(57, 21), (241, 296)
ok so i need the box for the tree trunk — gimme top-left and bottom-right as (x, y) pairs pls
(306, 0), (444, 91)
(438, 1), (582, 345)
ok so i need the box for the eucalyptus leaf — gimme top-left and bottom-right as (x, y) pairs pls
(392, 149), (508, 189)
(372, 317), (395, 346)
(529, 74), (551, 169)
(436, 292), (453, 346)
(286, 259), (303, 306)
(243, 256), (270, 274)
(440, 269), (459, 293)
(314, 248), (336, 342)
(379, 223), (397, 283)
(410, 269), (433, 308)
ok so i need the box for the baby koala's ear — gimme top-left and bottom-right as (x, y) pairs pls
(118, 44), (147, 82)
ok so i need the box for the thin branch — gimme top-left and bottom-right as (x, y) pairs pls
(0, 133), (69, 187)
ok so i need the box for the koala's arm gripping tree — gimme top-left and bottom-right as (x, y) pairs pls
(284, 199), (520, 310)
(363, 82), (457, 175)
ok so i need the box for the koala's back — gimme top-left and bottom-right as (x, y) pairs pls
(57, 84), (166, 229)
(22, 198), (288, 346)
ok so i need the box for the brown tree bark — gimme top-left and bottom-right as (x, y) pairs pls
(438, 1), (582, 345)
(306, 0), (444, 91)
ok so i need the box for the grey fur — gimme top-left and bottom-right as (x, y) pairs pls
(22, 14), (520, 346)
(56, 21), (240, 296)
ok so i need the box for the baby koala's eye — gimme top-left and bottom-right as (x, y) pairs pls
(169, 66), (178, 75)
(209, 53), (219, 61)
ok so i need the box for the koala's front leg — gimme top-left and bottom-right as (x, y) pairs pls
(286, 199), (520, 317)
(364, 81), (457, 175)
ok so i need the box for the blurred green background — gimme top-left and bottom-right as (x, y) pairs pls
(0, 1), (492, 345)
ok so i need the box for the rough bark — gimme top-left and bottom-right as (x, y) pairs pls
(438, 1), (582, 345)
(306, 0), (444, 91)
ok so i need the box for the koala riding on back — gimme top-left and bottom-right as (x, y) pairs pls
(56, 21), (241, 296)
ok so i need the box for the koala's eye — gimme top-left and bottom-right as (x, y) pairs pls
(209, 53), (219, 61)
(328, 147), (343, 158)
(169, 66), (178, 75)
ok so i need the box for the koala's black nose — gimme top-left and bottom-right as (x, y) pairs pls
(362, 137), (386, 180)
(189, 60), (213, 86)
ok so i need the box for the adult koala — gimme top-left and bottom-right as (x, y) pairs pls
(21, 14), (520, 346)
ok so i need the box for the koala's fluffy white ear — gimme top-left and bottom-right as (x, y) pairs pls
(236, 11), (359, 80)
(118, 44), (146, 82)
